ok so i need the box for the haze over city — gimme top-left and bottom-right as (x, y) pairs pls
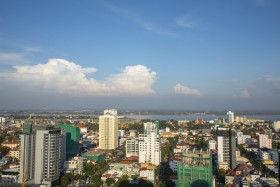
(0, 0), (280, 110)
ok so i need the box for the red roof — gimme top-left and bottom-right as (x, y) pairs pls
(126, 156), (138, 161)
(170, 175), (177, 180)
(120, 160), (132, 165)
(102, 174), (111, 178)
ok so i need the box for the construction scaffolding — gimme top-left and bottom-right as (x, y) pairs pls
(177, 150), (212, 187)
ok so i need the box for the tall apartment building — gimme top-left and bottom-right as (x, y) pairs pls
(177, 150), (212, 187)
(99, 109), (118, 150)
(138, 122), (161, 166)
(259, 134), (272, 149)
(19, 133), (35, 183)
(217, 127), (236, 169)
(19, 128), (66, 186)
(227, 111), (234, 124)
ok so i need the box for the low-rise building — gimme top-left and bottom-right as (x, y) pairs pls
(101, 162), (140, 182)
(169, 158), (182, 173)
(64, 157), (85, 175)
(140, 169), (155, 183)
(1, 141), (20, 149)
(7, 148), (20, 159)
(0, 168), (19, 184)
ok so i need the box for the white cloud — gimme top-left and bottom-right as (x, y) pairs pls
(0, 52), (30, 65)
(174, 83), (202, 96)
(176, 15), (194, 29)
(102, 2), (175, 37)
(23, 47), (42, 52)
(0, 58), (157, 96)
(239, 90), (251, 98)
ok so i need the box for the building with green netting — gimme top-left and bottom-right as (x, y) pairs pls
(177, 151), (212, 187)
(22, 124), (32, 133)
(57, 124), (80, 158)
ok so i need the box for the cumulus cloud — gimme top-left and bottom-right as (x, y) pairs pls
(239, 90), (251, 98)
(174, 83), (202, 96)
(0, 59), (157, 96)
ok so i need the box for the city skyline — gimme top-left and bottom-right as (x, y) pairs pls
(0, 0), (280, 110)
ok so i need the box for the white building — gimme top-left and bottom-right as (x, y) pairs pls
(80, 127), (87, 134)
(227, 111), (234, 124)
(0, 117), (6, 123)
(140, 169), (155, 183)
(1, 168), (19, 184)
(99, 109), (118, 150)
(209, 140), (217, 150)
(118, 130), (125, 137)
(126, 137), (139, 158)
(273, 121), (280, 132)
(64, 156), (85, 175)
(144, 121), (159, 135)
(259, 134), (272, 149)
(217, 127), (236, 169)
(237, 134), (252, 145)
(139, 122), (161, 166)
(166, 127), (170, 132)
(139, 132), (161, 166)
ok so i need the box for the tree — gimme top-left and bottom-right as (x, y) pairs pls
(105, 178), (115, 186)
(60, 176), (70, 186)
(92, 174), (103, 186)
(217, 169), (226, 184)
(115, 175), (130, 187)
(0, 146), (10, 156)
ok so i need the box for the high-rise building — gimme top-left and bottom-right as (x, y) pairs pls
(217, 127), (236, 169)
(138, 122), (161, 166)
(227, 111), (234, 124)
(99, 109), (118, 150)
(177, 150), (212, 187)
(19, 133), (35, 183)
(259, 134), (272, 149)
(19, 128), (65, 186)
(144, 121), (160, 134)
(58, 124), (80, 158)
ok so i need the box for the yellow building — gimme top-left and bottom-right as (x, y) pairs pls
(99, 109), (118, 150)
(1, 142), (20, 149)
(160, 132), (175, 138)
(7, 149), (20, 159)
(263, 159), (274, 165)
(140, 163), (156, 170)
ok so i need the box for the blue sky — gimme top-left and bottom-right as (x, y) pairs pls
(0, 0), (280, 110)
